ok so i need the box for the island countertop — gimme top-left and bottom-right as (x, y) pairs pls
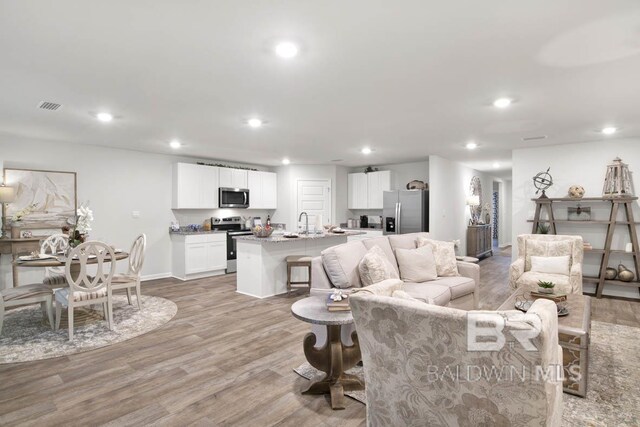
(233, 231), (365, 243)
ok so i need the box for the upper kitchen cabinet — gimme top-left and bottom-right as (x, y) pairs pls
(367, 170), (391, 209)
(219, 167), (248, 189)
(348, 171), (390, 209)
(172, 163), (219, 209)
(248, 170), (277, 209)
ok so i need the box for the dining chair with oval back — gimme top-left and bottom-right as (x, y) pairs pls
(109, 234), (146, 311)
(54, 241), (116, 341)
(41, 233), (69, 288)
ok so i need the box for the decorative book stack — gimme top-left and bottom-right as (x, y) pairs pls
(326, 294), (350, 312)
(530, 291), (567, 303)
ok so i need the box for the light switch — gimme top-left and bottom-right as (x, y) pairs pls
(132, 211), (140, 218)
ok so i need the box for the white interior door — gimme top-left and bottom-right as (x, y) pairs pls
(296, 179), (331, 231)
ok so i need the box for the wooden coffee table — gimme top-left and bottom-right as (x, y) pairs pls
(291, 297), (364, 410)
(499, 289), (591, 397)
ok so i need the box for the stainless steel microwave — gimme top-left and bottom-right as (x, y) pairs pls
(219, 187), (250, 208)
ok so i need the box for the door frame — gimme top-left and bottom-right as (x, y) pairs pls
(295, 179), (332, 231)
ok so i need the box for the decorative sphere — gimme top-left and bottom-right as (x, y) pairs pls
(604, 267), (617, 280)
(568, 185), (585, 199)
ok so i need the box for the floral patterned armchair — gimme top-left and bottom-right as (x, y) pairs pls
(350, 287), (563, 426)
(510, 234), (583, 294)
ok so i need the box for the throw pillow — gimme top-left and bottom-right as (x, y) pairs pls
(358, 245), (399, 286)
(530, 255), (570, 275)
(525, 240), (573, 271)
(394, 246), (438, 283)
(416, 237), (459, 277)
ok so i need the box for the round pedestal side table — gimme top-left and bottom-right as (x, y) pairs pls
(291, 296), (363, 410)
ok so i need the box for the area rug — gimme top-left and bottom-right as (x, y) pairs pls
(295, 321), (640, 426)
(0, 295), (177, 364)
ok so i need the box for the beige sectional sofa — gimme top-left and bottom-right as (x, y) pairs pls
(311, 232), (480, 310)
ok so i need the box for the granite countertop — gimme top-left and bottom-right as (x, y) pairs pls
(169, 227), (227, 235)
(234, 231), (366, 243)
(339, 223), (383, 231)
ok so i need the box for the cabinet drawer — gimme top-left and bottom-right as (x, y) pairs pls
(185, 233), (226, 244)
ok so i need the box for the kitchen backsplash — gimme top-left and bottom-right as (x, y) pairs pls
(172, 208), (274, 227)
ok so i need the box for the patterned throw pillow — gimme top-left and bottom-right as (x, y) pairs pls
(416, 237), (460, 277)
(358, 245), (400, 286)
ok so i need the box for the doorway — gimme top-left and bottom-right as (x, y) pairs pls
(296, 179), (332, 232)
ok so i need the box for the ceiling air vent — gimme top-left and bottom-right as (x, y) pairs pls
(37, 101), (62, 111)
(522, 135), (547, 141)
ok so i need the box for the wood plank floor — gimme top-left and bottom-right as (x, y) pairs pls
(1, 250), (638, 426)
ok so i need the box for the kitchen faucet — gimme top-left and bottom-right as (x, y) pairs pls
(298, 211), (309, 235)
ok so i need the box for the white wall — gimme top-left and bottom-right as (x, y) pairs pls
(0, 138), (270, 289)
(428, 155), (499, 255)
(512, 138), (640, 298)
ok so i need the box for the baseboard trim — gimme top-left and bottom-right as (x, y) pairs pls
(141, 272), (172, 282)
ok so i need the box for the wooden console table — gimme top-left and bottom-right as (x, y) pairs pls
(0, 237), (42, 288)
(467, 224), (492, 258)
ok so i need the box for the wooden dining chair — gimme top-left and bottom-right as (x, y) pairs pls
(55, 241), (116, 341)
(41, 233), (69, 287)
(109, 234), (146, 311)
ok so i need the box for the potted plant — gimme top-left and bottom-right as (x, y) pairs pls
(537, 223), (550, 234)
(537, 280), (555, 294)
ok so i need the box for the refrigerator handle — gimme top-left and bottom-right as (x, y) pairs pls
(396, 202), (402, 234)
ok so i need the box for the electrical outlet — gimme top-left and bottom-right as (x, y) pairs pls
(132, 211), (140, 219)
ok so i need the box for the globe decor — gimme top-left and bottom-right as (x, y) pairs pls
(533, 167), (553, 198)
(603, 157), (634, 198)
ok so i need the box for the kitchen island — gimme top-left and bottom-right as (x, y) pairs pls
(234, 232), (365, 298)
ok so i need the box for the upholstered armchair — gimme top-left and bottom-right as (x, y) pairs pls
(350, 290), (563, 427)
(510, 234), (583, 294)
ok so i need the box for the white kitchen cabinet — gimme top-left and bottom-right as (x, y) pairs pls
(172, 163), (219, 209)
(348, 171), (390, 209)
(219, 168), (248, 189)
(367, 170), (391, 209)
(348, 173), (368, 209)
(171, 233), (227, 280)
(248, 170), (277, 210)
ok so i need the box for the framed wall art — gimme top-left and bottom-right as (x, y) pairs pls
(3, 168), (77, 227)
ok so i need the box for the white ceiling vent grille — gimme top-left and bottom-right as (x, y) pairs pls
(37, 101), (62, 111)
(522, 135), (547, 141)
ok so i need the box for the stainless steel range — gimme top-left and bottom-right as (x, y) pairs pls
(211, 216), (252, 273)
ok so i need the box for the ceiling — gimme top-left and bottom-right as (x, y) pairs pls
(1, 1), (640, 174)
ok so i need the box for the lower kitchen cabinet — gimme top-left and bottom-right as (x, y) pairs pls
(171, 233), (227, 280)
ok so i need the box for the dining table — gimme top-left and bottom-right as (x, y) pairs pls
(14, 251), (129, 286)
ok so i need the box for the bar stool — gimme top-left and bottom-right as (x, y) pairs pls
(286, 255), (312, 295)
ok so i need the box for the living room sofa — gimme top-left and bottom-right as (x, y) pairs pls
(311, 232), (480, 310)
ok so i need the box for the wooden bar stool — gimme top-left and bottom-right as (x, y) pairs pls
(286, 255), (312, 296)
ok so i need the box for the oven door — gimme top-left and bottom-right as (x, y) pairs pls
(219, 188), (250, 208)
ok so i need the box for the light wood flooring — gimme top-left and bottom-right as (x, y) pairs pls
(1, 250), (639, 426)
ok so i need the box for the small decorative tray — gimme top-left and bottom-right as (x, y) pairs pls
(515, 296), (569, 317)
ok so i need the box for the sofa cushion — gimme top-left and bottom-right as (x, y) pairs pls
(395, 246), (438, 283)
(358, 245), (399, 286)
(417, 237), (459, 277)
(433, 276), (475, 299)
(391, 289), (420, 302)
(525, 240), (573, 271)
(362, 237), (399, 274)
(321, 240), (368, 288)
(402, 282), (451, 306)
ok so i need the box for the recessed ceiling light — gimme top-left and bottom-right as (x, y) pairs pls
(275, 41), (299, 59)
(96, 112), (113, 122)
(493, 162), (500, 169)
(465, 142), (478, 150)
(247, 118), (263, 128)
(170, 140), (181, 149)
(601, 126), (617, 135)
(282, 158), (290, 165)
(361, 147), (372, 155)
(493, 98), (512, 108)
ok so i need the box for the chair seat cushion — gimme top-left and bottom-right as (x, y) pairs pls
(516, 272), (571, 294)
(111, 273), (139, 284)
(432, 276), (476, 299)
(55, 287), (107, 305)
(43, 274), (68, 287)
(2, 284), (53, 301)
(402, 283), (451, 306)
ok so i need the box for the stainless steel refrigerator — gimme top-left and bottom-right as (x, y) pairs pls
(383, 190), (429, 235)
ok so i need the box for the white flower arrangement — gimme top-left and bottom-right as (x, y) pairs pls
(330, 289), (347, 302)
(76, 205), (94, 234)
(11, 203), (38, 222)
